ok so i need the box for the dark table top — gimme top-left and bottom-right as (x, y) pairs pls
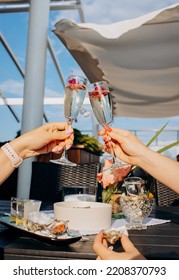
(0, 200), (179, 260)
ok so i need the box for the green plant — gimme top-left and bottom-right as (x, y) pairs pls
(146, 122), (179, 152)
(73, 128), (104, 156)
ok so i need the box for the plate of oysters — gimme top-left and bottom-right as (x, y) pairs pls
(0, 211), (82, 246)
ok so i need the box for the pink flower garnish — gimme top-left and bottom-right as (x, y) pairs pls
(69, 78), (77, 84)
(102, 91), (109, 96)
(94, 86), (103, 91)
(67, 80), (86, 92)
(89, 91), (101, 98)
(97, 159), (131, 189)
(89, 86), (109, 98)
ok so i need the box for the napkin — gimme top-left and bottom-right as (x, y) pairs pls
(111, 217), (171, 229)
(79, 218), (171, 236)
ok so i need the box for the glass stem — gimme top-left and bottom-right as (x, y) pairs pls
(62, 119), (73, 159)
(61, 148), (67, 159)
(109, 140), (117, 164)
(109, 139), (123, 166)
(67, 119), (73, 129)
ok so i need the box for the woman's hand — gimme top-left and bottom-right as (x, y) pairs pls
(99, 128), (149, 167)
(10, 122), (74, 159)
(93, 231), (146, 260)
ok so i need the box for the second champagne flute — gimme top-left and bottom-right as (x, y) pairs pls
(88, 80), (130, 171)
(50, 74), (87, 166)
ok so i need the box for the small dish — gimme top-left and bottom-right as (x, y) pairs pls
(0, 216), (82, 246)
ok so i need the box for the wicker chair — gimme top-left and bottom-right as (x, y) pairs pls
(30, 162), (101, 202)
(30, 162), (62, 202)
(155, 180), (179, 206)
(58, 163), (101, 201)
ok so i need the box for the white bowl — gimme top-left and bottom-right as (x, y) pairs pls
(54, 201), (112, 231)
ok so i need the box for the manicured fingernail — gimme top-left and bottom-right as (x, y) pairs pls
(105, 125), (112, 132)
(65, 129), (73, 135)
(66, 144), (72, 150)
(103, 136), (109, 142)
(106, 143), (110, 148)
(52, 147), (58, 153)
(108, 246), (113, 251)
(58, 146), (64, 152)
(52, 146), (63, 153)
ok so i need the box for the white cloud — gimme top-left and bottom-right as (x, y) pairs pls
(0, 79), (63, 98)
(0, 80), (24, 97)
(83, 0), (179, 23)
(50, 9), (80, 28)
(45, 88), (60, 97)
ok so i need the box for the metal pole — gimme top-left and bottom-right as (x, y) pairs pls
(47, 38), (65, 88)
(77, 0), (85, 22)
(0, 32), (25, 78)
(0, 91), (20, 122)
(17, 0), (50, 198)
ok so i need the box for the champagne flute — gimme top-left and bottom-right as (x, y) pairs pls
(50, 74), (87, 166)
(88, 80), (130, 171)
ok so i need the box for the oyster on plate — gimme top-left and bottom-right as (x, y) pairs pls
(48, 219), (68, 236)
(26, 211), (53, 232)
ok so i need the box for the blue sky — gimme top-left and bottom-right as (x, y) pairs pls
(0, 0), (179, 158)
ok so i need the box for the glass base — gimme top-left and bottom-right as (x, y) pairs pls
(103, 161), (131, 172)
(112, 212), (125, 219)
(126, 223), (147, 230)
(50, 157), (77, 166)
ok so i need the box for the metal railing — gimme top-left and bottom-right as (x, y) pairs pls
(131, 129), (179, 146)
(0, 1), (85, 23)
(80, 129), (179, 146)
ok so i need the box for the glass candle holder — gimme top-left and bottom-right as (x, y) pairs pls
(120, 176), (154, 230)
(120, 193), (154, 230)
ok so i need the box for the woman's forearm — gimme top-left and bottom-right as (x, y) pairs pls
(138, 149), (179, 194)
(0, 138), (27, 184)
(0, 149), (16, 184)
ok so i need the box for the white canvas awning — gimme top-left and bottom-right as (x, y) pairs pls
(54, 3), (179, 118)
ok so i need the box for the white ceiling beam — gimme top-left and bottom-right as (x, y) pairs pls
(0, 1), (83, 14)
(0, 97), (90, 105)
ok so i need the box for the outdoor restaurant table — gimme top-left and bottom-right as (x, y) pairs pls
(0, 200), (179, 260)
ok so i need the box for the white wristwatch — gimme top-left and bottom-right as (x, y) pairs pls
(1, 143), (23, 168)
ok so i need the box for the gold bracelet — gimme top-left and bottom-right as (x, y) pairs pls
(1, 143), (23, 168)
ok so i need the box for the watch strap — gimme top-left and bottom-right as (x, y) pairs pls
(1, 143), (23, 168)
